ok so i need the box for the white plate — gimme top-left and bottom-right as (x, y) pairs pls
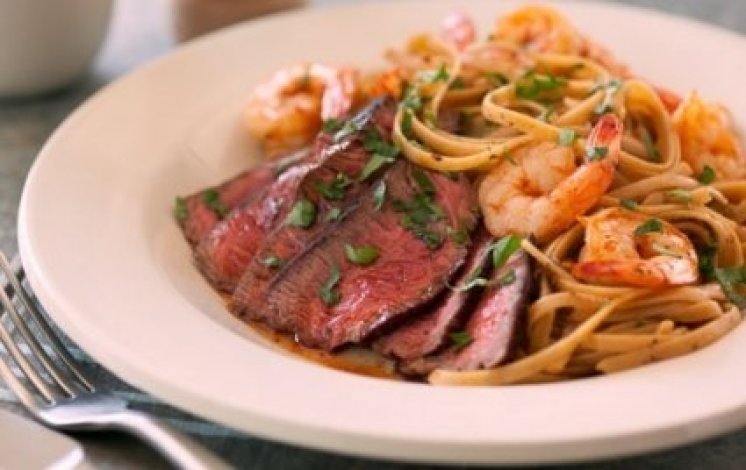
(17, 1), (746, 465)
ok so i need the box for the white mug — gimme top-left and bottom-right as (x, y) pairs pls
(0, 0), (113, 97)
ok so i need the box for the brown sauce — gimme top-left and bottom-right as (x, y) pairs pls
(245, 319), (402, 380)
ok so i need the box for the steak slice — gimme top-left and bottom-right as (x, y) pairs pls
(194, 100), (392, 292)
(373, 228), (492, 360)
(401, 248), (531, 375)
(233, 160), (478, 350)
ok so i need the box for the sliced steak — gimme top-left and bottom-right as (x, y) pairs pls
(401, 248), (531, 375)
(194, 99), (392, 292)
(373, 228), (492, 360)
(233, 160), (478, 350)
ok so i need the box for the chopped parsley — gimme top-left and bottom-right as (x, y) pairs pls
(363, 130), (400, 158)
(319, 264), (342, 306)
(620, 198), (639, 211)
(497, 269), (517, 286)
(491, 235), (522, 269)
(322, 118), (344, 133)
(515, 71), (566, 100)
(485, 71), (508, 87)
(448, 331), (473, 350)
(286, 199), (317, 228)
(698, 243), (718, 281)
(449, 227), (469, 245)
(173, 196), (188, 221)
(558, 128), (576, 146)
(699, 165), (716, 184)
(412, 169), (436, 194)
(714, 265), (746, 309)
(202, 189), (229, 218)
(419, 63), (450, 83)
(372, 181), (386, 211)
(401, 86), (423, 112)
(401, 108), (415, 139)
(423, 109), (437, 128)
(640, 126), (661, 162)
(359, 154), (395, 181)
(449, 77), (466, 89)
(262, 255), (284, 269)
(344, 244), (380, 266)
(634, 218), (663, 236)
(325, 206), (342, 222)
(315, 173), (353, 200)
(586, 146), (609, 161)
(392, 170), (446, 250)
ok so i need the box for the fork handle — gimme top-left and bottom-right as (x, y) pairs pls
(106, 409), (232, 469)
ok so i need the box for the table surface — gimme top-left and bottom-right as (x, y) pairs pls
(2, 0), (746, 468)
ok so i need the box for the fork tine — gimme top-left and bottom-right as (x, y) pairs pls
(0, 254), (93, 392)
(0, 286), (63, 403)
(0, 340), (42, 411)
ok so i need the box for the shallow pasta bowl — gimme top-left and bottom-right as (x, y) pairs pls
(17, 0), (746, 464)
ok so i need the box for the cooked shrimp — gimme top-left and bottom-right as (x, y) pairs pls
(572, 208), (698, 288)
(479, 114), (622, 244)
(441, 11), (476, 51)
(244, 63), (358, 157)
(492, 5), (628, 77)
(673, 91), (746, 180)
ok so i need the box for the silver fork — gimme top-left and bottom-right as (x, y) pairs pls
(0, 253), (231, 470)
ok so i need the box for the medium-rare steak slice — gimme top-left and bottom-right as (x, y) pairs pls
(194, 99), (392, 292)
(373, 228), (492, 360)
(401, 248), (531, 375)
(233, 160), (478, 350)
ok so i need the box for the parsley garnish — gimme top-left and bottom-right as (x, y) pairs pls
(714, 266), (746, 309)
(392, 170), (445, 250)
(698, 243), (718, 281)
(620, 199), (639, 211)
(419, 64), (450, 83)
(202, 189), (229, 218)
(664, 189), (692, 204)
(486, 72), (508, 87)
(315, 173), (352, 200)
(372, 181), (386, 211)
(515, 71), (565, 100)
(640, 126), (661, 162)
(401, 86), (423, 112)
(359, 154), (395, 181)
(498, 269), (517, 286)
(344, 244), (380, 266)
(325, 207), (342, 222)
(558, 128), (576, 146)
(401, 109), (415, 139)
(322, 118), (344, 133)
(699, 165), (716, 184)
(491, 235), (522, 269)
(412, 169), (436, 194)
(363, 130), (399, 158)
(449, 77), (465, 90)
(449, 228), (469, 245)
(286, 199), (316, 228)
(262, 255), (284, 269)
(449, 331), (473, 350)
(423, 109), (437, 128)
(586, 146), (609, 161)
(319, 264), (342, 306)
(634, 218), (663, 236)
(174, 196), (188, 221)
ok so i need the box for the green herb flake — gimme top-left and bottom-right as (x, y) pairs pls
(586, 146), (609, 161)
(558, 128), (576, 146)
(401, 86), (423, 112)
(620, 198), (639, 211)
(664, 189), (692, 204)
(319, 264), (342, 306)
(432, 64), (450, 83)
(423, 109), (437, 128)
(634, 218), (663, 237)
(485, 72), (508, 87)
(325, 206), (342, 222)
(372, 181), (386, 211)
(174, 196), (188, 221)
(262, 255), (284, 269)
(359, 154), (395, 181)
(449, 77), (466, 90)
(401, 109), (415, 139)
(450, 228), (469, 245)
(515, 71), (566, 100)
(448, 331), (473, 350)
(640, 126), (661, 162)
(498, 269), (517, 286)
(714, 266), (746, 309)
(363, 130), (400, 158)
(202, 189), (229, 218)
(315, 173), (353, 200)
(412, 169), (436, 194)
(491, 235), (522, 269)
(344, 244), (380, 266)
(322, 118), (343, 133)
(699, 165), (716, 185)
(698, 243), (718, 281)
(286, 199), (317, 228)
